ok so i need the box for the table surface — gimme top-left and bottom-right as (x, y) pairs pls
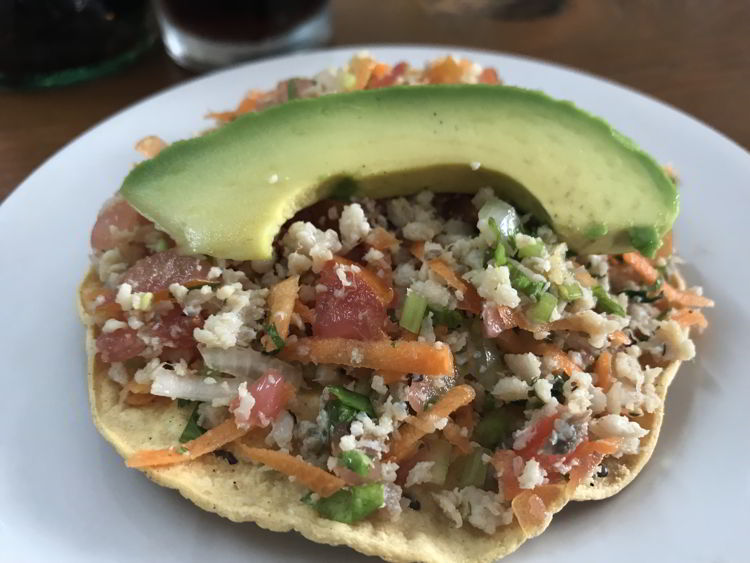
(2, 0), (748, 202)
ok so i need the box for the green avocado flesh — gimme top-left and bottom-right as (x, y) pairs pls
(120, 85), (678, 259)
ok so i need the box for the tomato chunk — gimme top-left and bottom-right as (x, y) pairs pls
(91, 199), (147, 251)
(313, 260), (387, 340)
(230, 372), (293, 427)
(96, 328), (145, 363)
(123, 250), (212, 293)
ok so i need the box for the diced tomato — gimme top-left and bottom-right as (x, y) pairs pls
(145, 307), (203, 349)
(367, 62), (408, 89)
(482, 303), (520, 337)
(123, 250), (212, 293)
(91, 199), (148, 251)
(96, 328), (145, 363)
(313, 260), (387, 340)
(230, 372), (294, 428)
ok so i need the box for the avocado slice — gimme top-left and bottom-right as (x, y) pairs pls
(121, 85), (677, 259)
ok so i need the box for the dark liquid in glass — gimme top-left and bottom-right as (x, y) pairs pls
(159, 0), (327, 42)
(0, 0), (154, 88)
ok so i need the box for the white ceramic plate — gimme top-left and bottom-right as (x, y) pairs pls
(0, 45), (747, 563)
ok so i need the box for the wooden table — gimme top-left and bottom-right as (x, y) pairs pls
(1, 0), (748, 201)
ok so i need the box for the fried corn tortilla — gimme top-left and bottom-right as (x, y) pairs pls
(79, 270), (679, 562)
(79, 53), (709, 563)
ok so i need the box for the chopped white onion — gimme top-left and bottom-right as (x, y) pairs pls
(199, 345), (302, 386)
(150, 369), (242, 404)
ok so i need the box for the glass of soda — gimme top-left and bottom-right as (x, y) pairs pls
(152, 0), (332, 71)
(0, 0), (156, 89)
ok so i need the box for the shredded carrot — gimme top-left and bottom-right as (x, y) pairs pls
(366, 227), (399, 251)
(427, 259), (483, 314)
(492, 450), (521, 501)
(264, 275), (299, 352)
(478, 67), (501, 84)
(425, 57), (466, 84)
(671, 308), (708, 329)
(410, 241), (425, 260)
(134, 135), (167, 159)
(496, 331), (578, 377)
(622, 252), (660, 285)
(662, 283), (715, 308)
(609, 330), (630, 347)
(565, 438), (621, 494)
(442, 421), (472, 454)
(351, 56), (377, 90)
(593, 350), (613, 392)
(333, 256), (393, 305)
(207, 90), (262, 122)
(387, 384), (475, 462)
(293, 300), (315, 325)
(379, 370), (406, 384)
(454, 405), (476, 432)
(126, 418), (248, 468)
(515, 414), (557, 459)
(371, 62), (391, 81)
(281, 337), (454, 376)
(235, 444), (345, 497)
(655, 230), (673, 260)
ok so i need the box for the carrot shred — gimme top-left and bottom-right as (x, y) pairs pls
(207, 90), (262, 122)
(593, 350), (613, 392)
(491, 450), (521, 501)
(427, 259), (482, 314)
(333, 256), (393, 306)
(280, 337), (454, 376)
(235, 444), (345, 497)
(454, 405), (476, 432)
(126, 418), (248, 468)
(366, 227), (399, 251)
(565, 438), (621, 494)
(442, 421), (472, 454)
(264, 275), (299, 352)
(379, 370), (406, 384)
(662, 283), (715, 308)
(655, 230), (673, 260)
(293, 300), (316, 325)
(410, 241), (425, 260)
(609, 330), (630, 347)
(386, 384), (475, 462)
(496, 331), (578, 377)
(671, 308), (708, 329)
(622, 252), (660, 285)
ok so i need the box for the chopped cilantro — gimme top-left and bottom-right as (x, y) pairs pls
(429, 307), (463, 329)
(265, 323), (285, 352)
(179, 402), (206, 443)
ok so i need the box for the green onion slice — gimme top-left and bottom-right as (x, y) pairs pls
(592, 285), (626, 317)
(327, 386), (376, 417)
(399, 291), (428, 334)
(529, 292), (558, 323)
